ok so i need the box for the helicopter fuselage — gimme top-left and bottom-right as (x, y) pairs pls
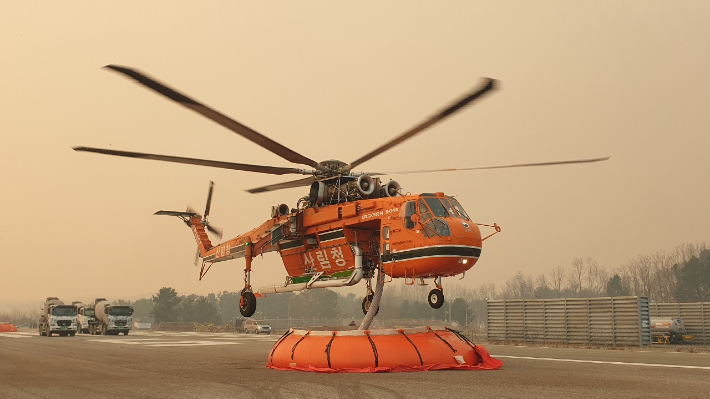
(191, 192), (483, 288)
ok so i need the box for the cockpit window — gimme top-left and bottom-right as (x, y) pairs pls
(439, 198), (460, 218)
(423, 197), (449, 218)
(418, 199), (432, 222)
(403, 201), (416, 229)
(446, 197), (471, 220)
(422, 218), (451, 237)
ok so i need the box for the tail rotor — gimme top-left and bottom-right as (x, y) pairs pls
(189, 181), (223, 265)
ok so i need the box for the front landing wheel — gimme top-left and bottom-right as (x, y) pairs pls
(239, 291), (257, 317)
(428, 289), (444, 309)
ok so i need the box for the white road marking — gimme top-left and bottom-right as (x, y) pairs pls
(89, 339), (243, 347)
(86, 332), (279, 347)
(2, 330), (278, 345)
(0, 332), (33, 338)
(494, 355), (710, 370)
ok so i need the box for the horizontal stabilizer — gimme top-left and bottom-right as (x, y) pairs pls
(154, 210), (198, 217)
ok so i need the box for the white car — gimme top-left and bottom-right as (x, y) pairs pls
(242, 319), (272, 334)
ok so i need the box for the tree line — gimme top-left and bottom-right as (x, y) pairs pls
(462, 241), (710, 303)
(2, 241), (707, 327)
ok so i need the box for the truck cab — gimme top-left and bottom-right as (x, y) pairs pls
(77, 306), (95, 334)
(39, 298), (78, 337)
(91, 301), (134, 336)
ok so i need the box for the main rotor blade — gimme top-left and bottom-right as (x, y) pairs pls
(73, 147), (313, 176)
(372, 156), (610, 175)
(204, 181), (214, 219)
(246, 176), (315, 194)
(104, 65), (322, 170)
(349, 78), (497, 170)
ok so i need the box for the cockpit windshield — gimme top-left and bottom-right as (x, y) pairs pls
(445, 196), (471, 221)
(84, 309), (95, 317)
(422, 197), (450, 218)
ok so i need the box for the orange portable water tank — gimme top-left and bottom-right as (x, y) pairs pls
(267, 326), (502, 373)
(0, 323), (18, 332)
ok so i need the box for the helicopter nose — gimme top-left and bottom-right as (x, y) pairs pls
(448, 219), (482, 245)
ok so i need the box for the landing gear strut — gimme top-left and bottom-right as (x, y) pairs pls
(428, 277), (445, 309)
(239, 242), (257, 317)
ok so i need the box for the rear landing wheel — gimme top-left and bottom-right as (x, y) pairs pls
(239, 291), (256, 317)
(361, 294), (379, 316)
(428, 289), (444, 309)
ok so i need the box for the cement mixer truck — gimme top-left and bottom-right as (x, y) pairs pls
(89, 299), (133, 335)
(38, 297), (78, 337)
(73, 302), (95, 334)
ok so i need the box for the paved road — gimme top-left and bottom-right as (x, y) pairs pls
(1, 330), (708, 399)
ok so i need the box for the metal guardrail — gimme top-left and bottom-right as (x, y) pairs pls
(650, 302), (709, 344)
(486, 296), (651, 347)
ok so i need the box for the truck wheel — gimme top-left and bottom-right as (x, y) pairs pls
(123, 331), (129, 336)
(48, 331), (53, 337)
(70, 332), (76, 337)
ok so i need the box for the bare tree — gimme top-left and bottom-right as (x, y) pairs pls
(590, 266), (610, 295)
(568, 258), (585, 295)
(536, 273), (549, 290)
(549, 266), (566, 298)
(585, 257), (598, 291)
(651, 250), (676, 302)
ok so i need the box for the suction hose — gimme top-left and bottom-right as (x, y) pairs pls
(359, 268), (385, 330)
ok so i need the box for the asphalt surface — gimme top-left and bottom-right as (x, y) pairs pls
(1, 330), (708, 399)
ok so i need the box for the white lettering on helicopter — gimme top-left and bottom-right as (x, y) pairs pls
(330, 247), (346, 267)
(304, 252), (315, 268)
(303, 247), (349, 270)
(361, 208), (398, 220)
(361, 211), (383, 220)
(191, 225), (201, 245)
(215, 243), (231, 259)
(315, 250), (331, 269)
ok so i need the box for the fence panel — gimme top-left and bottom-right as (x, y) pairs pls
(486, 296), (651, 347)
(649, 302), (708, 344)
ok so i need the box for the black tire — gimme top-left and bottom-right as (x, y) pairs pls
(239, 291), (257, 317)
(48, 331), (53, 337)
(124, 331), (129, 336)
(70, 332), (75, 337)
(428, 289), (445, 309)
(361, 294), (379, 316)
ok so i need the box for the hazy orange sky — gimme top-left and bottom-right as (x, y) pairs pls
(1, 2), (709, 308)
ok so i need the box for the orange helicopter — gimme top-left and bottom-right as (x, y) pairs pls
(74, 65), (608, 317)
